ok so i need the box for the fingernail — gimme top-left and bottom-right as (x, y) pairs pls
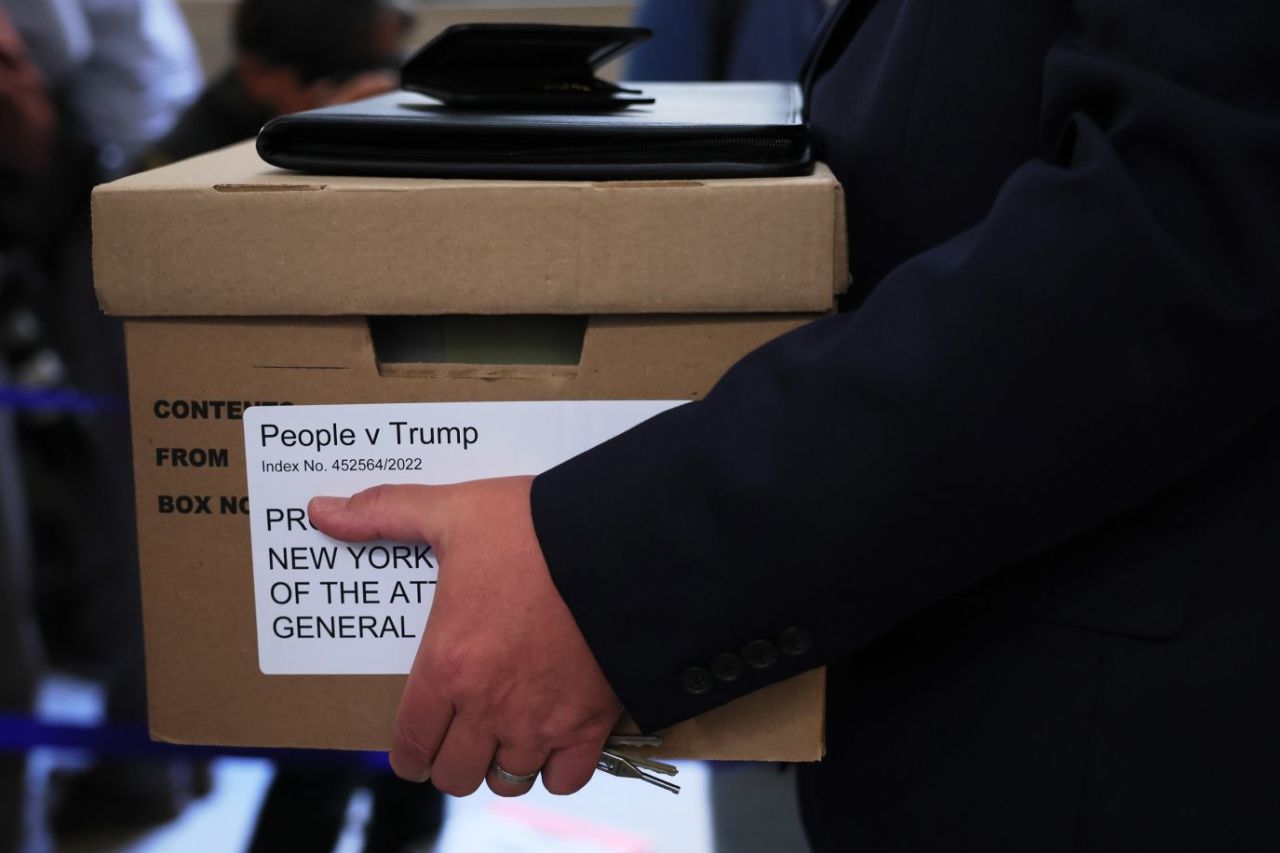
(390, 753), (430, 783)
(309, 496), (347, 514)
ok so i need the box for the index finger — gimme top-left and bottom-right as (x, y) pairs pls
(307, 484), (445, 544)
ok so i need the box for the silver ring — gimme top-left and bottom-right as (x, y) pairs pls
(490, 761), (539, 786)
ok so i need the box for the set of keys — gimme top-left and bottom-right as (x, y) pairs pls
(597, 735), (681, 794)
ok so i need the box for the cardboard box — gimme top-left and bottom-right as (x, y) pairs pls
(92, 141), (847, 761)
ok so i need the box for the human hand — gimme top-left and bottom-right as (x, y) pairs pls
(307, 477), (624, 797)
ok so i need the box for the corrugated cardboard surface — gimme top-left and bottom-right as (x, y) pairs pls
(98, 143), (845, 760)
(92, 141), (847, 317)
(128, 316), (825, 760)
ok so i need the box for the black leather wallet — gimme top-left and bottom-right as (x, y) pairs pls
(256, 24), (812, 180)
(401, 23), (655, 109)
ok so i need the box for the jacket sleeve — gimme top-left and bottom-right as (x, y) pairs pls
(530, 2), (1280, 731)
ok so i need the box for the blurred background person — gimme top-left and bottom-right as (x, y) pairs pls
(0, 11), (54, 850)
(2, 0), (205, 842)
(148, 0), (409, 167)
(627, 0), (831, 83)
(4, 0), (436, 846)
(0, 7), (56, 176)
(5, 0), (202, 178)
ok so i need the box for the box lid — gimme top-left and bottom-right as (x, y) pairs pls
(92, 140), (847, 317)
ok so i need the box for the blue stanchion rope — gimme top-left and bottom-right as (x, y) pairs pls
(0, 386), (127, 414)
(0, 714), (387, 770)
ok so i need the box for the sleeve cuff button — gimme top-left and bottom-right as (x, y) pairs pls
(710, 652), (745, 682)
(680, 666), (714, 695)
(778, 627), (813, 656)
(742, 639), (779, 669)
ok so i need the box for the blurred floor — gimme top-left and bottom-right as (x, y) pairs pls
(17, 675), (715, 853)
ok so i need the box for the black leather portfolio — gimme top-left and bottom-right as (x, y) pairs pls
(256, 25), (812, 180)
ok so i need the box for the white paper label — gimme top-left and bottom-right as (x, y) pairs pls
(243, 400), (684, 674)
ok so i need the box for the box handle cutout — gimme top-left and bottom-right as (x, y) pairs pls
(369, 316), (587, 369)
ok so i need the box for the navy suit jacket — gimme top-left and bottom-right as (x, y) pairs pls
(533, 1), (1280, 849)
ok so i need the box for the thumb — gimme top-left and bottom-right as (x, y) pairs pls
(308, 484), (446, 544)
